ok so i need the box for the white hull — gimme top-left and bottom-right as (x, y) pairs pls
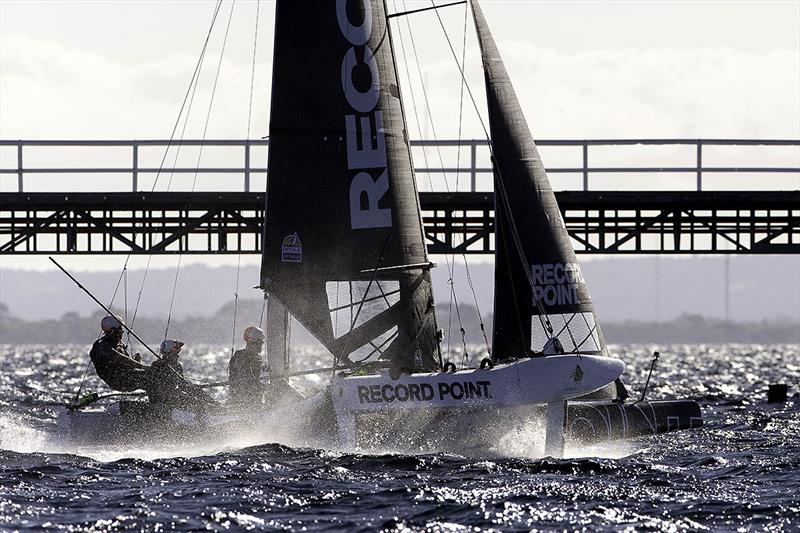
(331, 355), (625, 456)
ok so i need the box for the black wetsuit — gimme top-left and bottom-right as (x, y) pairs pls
(90, 335), (211, 409)
(89, 335), (150, 392)
(148, 355), (185, 406)
(228, 346), (262, 406)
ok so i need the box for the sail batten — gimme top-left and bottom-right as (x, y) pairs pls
(261, 0), (439, 371)
(470, 0), (604, 358)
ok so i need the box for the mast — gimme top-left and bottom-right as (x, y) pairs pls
(260, 0), (439, 372)
(471, 0), (604, 358)
(265, 298), (290, 375)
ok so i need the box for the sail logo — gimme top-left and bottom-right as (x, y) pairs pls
(281, 233), (302, 263)
(337, 0), (392, 230)
(531, 263), (585, 307)
(571, 364), (584, 382)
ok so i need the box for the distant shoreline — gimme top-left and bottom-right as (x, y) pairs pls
(2, 303), (797, 345)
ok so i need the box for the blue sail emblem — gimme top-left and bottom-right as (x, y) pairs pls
(281, 233), (302, 263)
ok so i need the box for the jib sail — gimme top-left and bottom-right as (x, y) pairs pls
(471, 0), (605, 358)
(260, 0), (439, 371)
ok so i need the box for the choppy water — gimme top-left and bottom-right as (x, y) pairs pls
(0, 344), (798, 531)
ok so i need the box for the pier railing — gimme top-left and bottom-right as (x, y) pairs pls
(1, 138), (798, 193)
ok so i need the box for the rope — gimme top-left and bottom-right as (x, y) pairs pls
(165, 0), (238, 340)
(107, 259), (129, 311)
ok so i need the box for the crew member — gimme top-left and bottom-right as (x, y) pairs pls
(89, 317), (215, 410)
(89, 315), (150, 392)
(228, 326), (265, 407)
(147, 339), (186, 407)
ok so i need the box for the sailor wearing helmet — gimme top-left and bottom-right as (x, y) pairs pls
(155, 339), (185, 376)
(147, 339), (192, 407)
(228, 326), (266, 406)
(89, 316), (215, 409)
(89, 315), (149, 392)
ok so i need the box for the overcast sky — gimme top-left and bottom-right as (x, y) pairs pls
(1, 0), (798, 272)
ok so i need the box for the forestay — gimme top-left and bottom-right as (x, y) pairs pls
(471, 0), (605, 359)
(261, 0), (440, 371)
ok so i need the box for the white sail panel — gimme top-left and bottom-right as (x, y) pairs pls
(327, 280), (401, 339)
(530, 312), (604, 355)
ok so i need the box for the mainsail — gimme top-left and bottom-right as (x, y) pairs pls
(261, 0), (439, 371)
(471, 0), (605, 358)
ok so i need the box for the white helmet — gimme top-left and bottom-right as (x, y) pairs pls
(243, 326), (265, 343)
(160, 339), (184, 355)
(101, 315), (123, 332)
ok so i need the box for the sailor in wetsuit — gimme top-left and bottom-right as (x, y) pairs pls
(228, 326), (265, 407)
(89, 316), (215, 410)
(147, 339), (187, 407)
(89, 315), (150, 392)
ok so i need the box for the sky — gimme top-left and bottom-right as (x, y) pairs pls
(0, 0), (799, 273)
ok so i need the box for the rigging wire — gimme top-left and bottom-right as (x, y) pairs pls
(452, 2), (491, 358)
(68, 1), (225, 405)
(123, 266), (130, 346)
(165, 0), (238, 340)
(116, 0), (225, 349)
(395, 0), (468, 364)
(113, 0), (223, 287)
(231, 0), (261, 356)
(429, 1), (490, 141)
(333, 230), (394, 373)
(400, 0), (491, 364)
(431, 1), (557, 339)
(258, 292), (268, 373)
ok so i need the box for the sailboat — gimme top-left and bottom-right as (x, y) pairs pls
(57, 0), (701, 454)
(259, 0), (701, 456)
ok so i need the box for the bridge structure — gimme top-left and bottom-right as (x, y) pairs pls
(1, 138), (798, 255)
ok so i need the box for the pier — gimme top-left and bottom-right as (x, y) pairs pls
(1, 138), (798, 255)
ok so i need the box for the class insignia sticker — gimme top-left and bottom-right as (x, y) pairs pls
(281, 233), (302, 263)
(571, 364), (584, 382)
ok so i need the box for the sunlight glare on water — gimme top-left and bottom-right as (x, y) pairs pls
(0, 343), (798, 531)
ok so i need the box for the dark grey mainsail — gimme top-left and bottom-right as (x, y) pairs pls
(260, 0), (439, 371)
(471, 0), (604, 359)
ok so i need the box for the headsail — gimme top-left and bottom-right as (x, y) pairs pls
(261, 0), (439, 371)
(471, 0), (605, 358)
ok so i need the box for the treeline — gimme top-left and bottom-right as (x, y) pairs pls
(601, 314), (800, 344)
(1, 301), (798, 345)
(0, 300), (269, 346)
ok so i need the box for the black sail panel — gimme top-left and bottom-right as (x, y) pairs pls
(471, 0), (603, 358)
(261, 0), (438, 370)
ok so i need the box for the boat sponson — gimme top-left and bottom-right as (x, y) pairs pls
(567, 400), (703, 444)
(333, 355), (625, 413)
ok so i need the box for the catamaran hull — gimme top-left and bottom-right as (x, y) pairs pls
(567, 399), (703, 444)
(332, 355), (624, 412)
(54, 393), (702, 453)
(331, 355), (625, 454)
(343, 398), (702, 453)
(55, 396), (329, 447)
(56, 401), (238, 446)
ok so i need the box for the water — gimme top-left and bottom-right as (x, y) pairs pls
(1, 344), (798, 531)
